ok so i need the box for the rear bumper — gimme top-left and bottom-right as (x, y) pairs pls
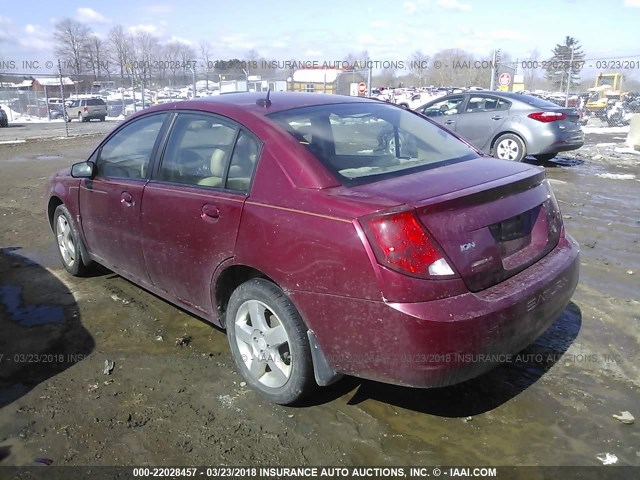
(530, 129), (584, 154)
(291, 234), (580, 388)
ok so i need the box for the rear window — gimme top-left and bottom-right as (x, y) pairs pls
(517, 94), (562, 109)
(87, 99), (106, 106)
(269, 102), (478, 186)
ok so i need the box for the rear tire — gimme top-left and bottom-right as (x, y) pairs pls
(226, 278), (316, 405)
(53, 205), (93, 276)
(492, 133), (526, 162)
(534, 153), (557, 162)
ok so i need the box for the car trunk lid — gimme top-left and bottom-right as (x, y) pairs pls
(350, 157), (562, 291)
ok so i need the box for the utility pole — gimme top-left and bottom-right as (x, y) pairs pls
(490, 49), (500, 90)
(565, 45), (575, 108)
(367, 64), (372, 97)
(58, 60), (68, 137)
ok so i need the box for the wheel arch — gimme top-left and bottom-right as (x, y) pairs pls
(212, 263), (278, 329)
(490, 130), (528, 152)
(47, 196), (64, 231)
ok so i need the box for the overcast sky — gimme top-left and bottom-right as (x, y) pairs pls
(1, 0), (639, 70)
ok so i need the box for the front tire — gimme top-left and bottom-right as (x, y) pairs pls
(226, 278), (316, 405)
(53, 205), (93, 276)
(492, 133), (526, 162)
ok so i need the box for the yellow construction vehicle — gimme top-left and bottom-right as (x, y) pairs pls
(585, 73), (625, 118)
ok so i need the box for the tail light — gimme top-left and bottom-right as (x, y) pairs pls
(361, 210), (456, 278)
(528, 111), (567, 123)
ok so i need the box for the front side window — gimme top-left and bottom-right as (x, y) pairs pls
(97, 113), (167, 179)
(421, 96), (464, 117)
(158, 113), (238, 188)
(269, 102), (478, 185)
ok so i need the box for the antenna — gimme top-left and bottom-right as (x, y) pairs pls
(256, 87), (272, 108)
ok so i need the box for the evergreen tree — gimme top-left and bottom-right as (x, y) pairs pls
(544, 36), (585, 92)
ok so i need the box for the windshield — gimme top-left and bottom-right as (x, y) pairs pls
(269, 102), (478, 186)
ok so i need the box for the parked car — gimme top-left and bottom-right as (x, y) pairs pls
(47, 92), (579, 404)
(106, 100), (125, 117)
(65, 98), (107, 122)
(416, 91), (584, 162)
(124, 101), (144, 117)
(0, 107), (8, 127)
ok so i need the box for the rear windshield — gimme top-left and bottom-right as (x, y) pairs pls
(87, 99), (106, 106)
(517, 94), (562, 109)
(268, 102), (478, 186)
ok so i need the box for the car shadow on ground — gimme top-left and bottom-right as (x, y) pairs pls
(0, 247), (94, 409)
(524, 156), (585, 168)
(304, 302), (582, 415)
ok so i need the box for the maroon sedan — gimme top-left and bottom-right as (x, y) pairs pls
(47, 92), (579, 404)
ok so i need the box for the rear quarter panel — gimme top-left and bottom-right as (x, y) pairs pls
(233, 147), (384, 301)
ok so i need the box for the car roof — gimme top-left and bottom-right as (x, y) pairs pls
(149, 92), (377, 116)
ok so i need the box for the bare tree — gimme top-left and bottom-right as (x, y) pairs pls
(108, 25), (133, 85)
(133, 31), (159, 88)
(426, 48), (489, 88)
(522, 48), (540, 91)
(178, 43), (196, 85)
(408, 50), (429, 87)
(199, 41), (213, 88)
(53, 18), (92, 77)
(161, 41), (181, 86)
(86, 34), (108, 81)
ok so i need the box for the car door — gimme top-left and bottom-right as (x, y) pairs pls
(454, 95), (511, 152)
(78, 113), (169, 283)
(417, 95), (464, 131)
(142, 112), (261, 315)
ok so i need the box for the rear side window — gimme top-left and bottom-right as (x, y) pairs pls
(227, 131), (261, 192)
(269, 102), (478, 186)
(518, 94), (563, 109)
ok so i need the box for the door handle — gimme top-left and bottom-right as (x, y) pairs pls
(120, 191), (134, 207)
(444, 120), (455, 125)
(491, 115), (503, 120)
(201, 204), (220, 220)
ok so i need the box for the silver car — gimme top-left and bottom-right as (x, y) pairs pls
(65, 98), (107, 122)
(415, 91), (584, 162)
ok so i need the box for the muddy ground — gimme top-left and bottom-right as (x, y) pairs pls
(0, 125), (638, 468)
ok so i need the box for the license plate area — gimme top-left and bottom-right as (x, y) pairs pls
(490, 206), (545, 270)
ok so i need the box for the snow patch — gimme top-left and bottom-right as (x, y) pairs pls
(582, 126), (630, 134)
(595, 173), (636, 180)
(613, 147), (640, 156)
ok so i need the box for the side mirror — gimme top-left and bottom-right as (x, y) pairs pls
(71, 161), (96, 179)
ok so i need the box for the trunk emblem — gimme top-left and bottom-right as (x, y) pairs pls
(460, 242), (476, 252)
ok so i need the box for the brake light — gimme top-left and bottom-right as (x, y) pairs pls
(83, 106), (88, 112)
(528, 111), (566, 122)
(362, 211), (456, 278)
